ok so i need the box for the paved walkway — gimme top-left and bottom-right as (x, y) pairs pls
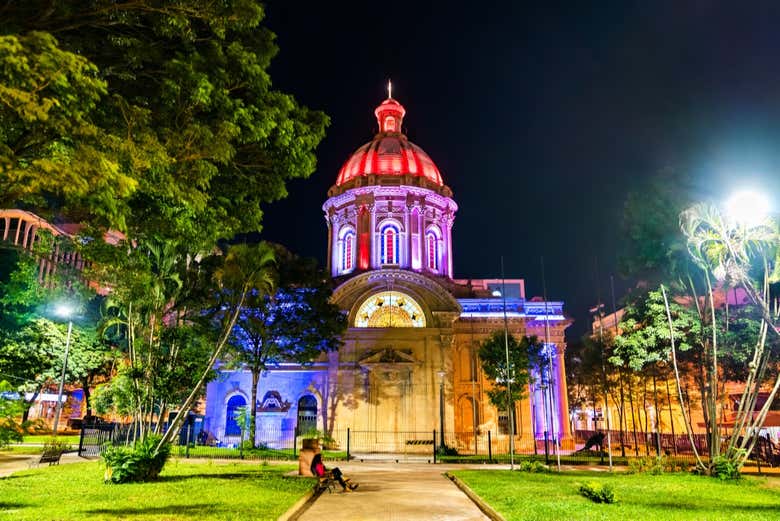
(295, 462), (491, 521)
(0, 452), (88, 478)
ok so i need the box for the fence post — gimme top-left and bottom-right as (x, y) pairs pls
(433, 430), (437, 464)
(488, 430), (492, 462)
(78, 424), (86, 457)
(185, 420), (191, 459)
(347, 428), (350, 461)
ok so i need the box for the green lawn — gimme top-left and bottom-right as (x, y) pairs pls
(0, 461), (312, 521)
(453, 470), (780, 521)
(21, 434), (81, 445)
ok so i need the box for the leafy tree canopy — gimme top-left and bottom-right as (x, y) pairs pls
(1, 0), (329, 248)
(479, 331), (544, 412)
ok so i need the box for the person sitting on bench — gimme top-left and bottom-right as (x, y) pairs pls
(311, 453), (358, 492)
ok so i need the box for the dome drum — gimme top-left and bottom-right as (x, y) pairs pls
(324, 92), (457, 280)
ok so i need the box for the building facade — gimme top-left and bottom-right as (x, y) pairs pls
(203, 91), (571, 452)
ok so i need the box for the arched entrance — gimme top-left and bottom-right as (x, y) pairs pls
(225, 395), (246, 436)
(297, 395), (317, 434)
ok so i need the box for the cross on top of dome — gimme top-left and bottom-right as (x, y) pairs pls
(375, 80), (406, 134)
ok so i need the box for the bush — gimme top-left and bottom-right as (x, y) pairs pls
(627, 456), (665, 475)
(42, 438), (72, 455)
(579, 482), (617, 504)
(436, 444), (459, 456)
(710, 456), (742, 481)
(517, 460), (550, 473)
(102, 435), (171, 484)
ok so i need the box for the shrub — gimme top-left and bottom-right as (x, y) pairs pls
(710, 456), (742, 481)
(517, 460), (550, 473)
(579, 482), (617, 504)
(42, 438), (72, 455)
(627, 456), (665, 475)
(436, 444), (459, 456)
(102, 435), (171, 484)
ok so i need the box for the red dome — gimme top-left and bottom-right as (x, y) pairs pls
(335, 96), (443, 187)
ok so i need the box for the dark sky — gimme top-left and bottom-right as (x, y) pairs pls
(258, 1), (780, 339)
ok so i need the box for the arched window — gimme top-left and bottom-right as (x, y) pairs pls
(426, 231), (438, 271)
(297, 395), (317, 434)
(340, 229), (355, 273)
(225, 395), (246, 436)
(380, 223), (400, 265)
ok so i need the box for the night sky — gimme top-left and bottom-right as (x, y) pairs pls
(258, 1), (780, 339)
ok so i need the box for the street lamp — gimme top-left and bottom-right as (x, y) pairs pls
(724, 190), (771, 228)
(52, 303), (74, 436)
(437, 370), (446, 450)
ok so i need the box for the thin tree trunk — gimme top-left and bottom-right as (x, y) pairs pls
(627, 374), (639, 457)
(156, 286), (250, 451)
(661, 284), (706, 471)
(618, 368), (626, 457)
(705, 273), (719, 462)
(652, 370), (661, 456)
(250, 366), (259, 448)
(665, 375), (677, 455)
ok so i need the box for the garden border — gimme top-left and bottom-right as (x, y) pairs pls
(445, 472), (506, 521)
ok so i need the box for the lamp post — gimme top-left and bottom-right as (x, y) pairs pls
(52, 303), (74, 436)
(437, 370), (447, 450)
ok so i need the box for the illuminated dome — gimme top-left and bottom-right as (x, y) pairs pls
(335, 95), (443, 187)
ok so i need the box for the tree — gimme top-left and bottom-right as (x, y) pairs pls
(0, 317), (110, 424)
(156, 242), (277, 451)
(676, 202), (780, 474)
(0, 381), (24, 448)
(1, 1), (329, 244)
(227, 246), (346, 446)
(479, 331), (544, 427)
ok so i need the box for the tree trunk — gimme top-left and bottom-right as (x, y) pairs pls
(156, 289), (249, 451)
(665, 376), (676, 455)
(627, 374), (639, 457)
(250, 367), (259, 448)
(80, 377), (92, 417)
(618, 368), (626, 457)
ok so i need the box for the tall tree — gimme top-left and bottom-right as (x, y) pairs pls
(479, 332), (544, 430)
(227, 245), (346, 446)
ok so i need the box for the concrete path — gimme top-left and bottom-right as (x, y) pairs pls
(0, 452), (89, 478)
(295, 462), (491, 521)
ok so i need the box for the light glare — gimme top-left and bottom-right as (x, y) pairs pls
(55, 303), (74, 318)
(725, 190), (770, 227)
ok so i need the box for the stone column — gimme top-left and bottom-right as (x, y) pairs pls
(325, 215), (333, 276)
(556, 345), (571, 438)
(369, 204), (377, 268)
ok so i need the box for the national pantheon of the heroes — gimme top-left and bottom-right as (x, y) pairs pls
(203, 89), (571, 452)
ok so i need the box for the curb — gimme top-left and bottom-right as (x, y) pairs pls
(277, 487), (323, 521)
(445, 472), (506, 521)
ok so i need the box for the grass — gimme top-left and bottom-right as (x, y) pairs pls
(0, 460), (312, 521)
(21, 434), (81, 445)
(0, 446), (48, 455)
(453, 469), (780, 521)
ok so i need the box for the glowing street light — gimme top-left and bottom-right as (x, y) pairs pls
(724, 190), (771, 228)
(52, 303), (75, 436)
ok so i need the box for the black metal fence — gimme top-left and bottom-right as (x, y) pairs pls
(79, 423), (779, 470)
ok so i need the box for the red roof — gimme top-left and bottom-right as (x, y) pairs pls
(335, 96), (443, 187)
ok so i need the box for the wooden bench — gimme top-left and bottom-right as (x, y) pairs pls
(37, 450), (64, 466)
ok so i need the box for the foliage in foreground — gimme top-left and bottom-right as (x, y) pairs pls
(0, 461), (310, 521)
(454, 469), (780, 521)
(102, 436), (170, 483)
(579, 481), (617, 503)
(0, 381), (22, 448)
